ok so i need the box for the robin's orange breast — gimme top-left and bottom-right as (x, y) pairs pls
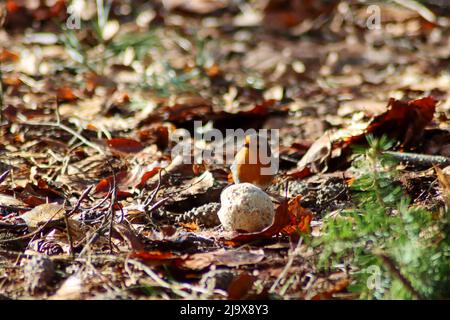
(231, 145), (275, 189)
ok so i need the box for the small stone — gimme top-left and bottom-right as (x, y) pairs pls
(218, 183), (274, 232)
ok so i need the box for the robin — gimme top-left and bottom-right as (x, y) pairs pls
(230, 134), (276, 189)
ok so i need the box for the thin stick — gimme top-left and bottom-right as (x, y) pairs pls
(18, 121), (104, 154)
(63, 210), (75, 259)
(0, 2), (4, 125)
(376, 252), (424, 300)
(106, 160), (118, 253)
(126, 259), (226, 298)
(67, 185), (94, 217)
(0, 170), (8, 184)
(65, 185), (93, 258)
(142, 169), (164, 211)
(0, 59), (3, 125)
(269, 237), (303, 293)
(384, 151), (450, 166)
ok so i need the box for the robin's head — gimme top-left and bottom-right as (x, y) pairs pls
(242, 134), (272, 156)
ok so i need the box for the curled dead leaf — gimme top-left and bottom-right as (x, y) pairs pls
(225, 196), (312, 244)
(291, 97), (438, 177)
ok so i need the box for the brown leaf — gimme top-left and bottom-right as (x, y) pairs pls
(294, 97), (438, 176)
(20, 203), (66, 228)
(281, 195), (313, 236)
(94, 171), (128, 193)
(160, 101), (214, 123)
(57, 86), (78, 103)
(293, 132), (333, 175)
(137, 167), (161, 188)
(137, 124), (171, 149)
(131, 251), (179, 262)
(0, 49), (19, 63)
(94, 166), (161, 194)
(264, 0), (338, 29)
(0, 194), (28, 207)
(176, 252), (214, 270)
(177, 248), (265, 270)
(18, 181), (66, 205)
(106, 138), (145, 154)
(346, 96), (437, 147)
(226, 196), (312, 243)
(112, 224), (145, 251)
(227, 273), (256, 300)
(311, 279), (350, 300)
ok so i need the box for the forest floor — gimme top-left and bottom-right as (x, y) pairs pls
(0, 0), (449, 300)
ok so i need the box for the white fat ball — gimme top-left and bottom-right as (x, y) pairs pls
(218, 183), (275, 232)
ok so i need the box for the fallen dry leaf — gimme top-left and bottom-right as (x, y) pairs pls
(57, 86), (78, 103)
(0, 194), (28, 207)
(131, 251), (180, 263)
(311, 279), (350, 300)
(281, 195), (313, 236)
(291, 97), (438, 177)
(345, 96), (437, 148)
(94, 165), (161, 194)
(227, 273), (256, 300)
(20, 203), (66, 228)
(226, 196), (312, 243)
(177, 248), (265, 270)
(106, 138), (145, 154)
(112, 223), (145, 251)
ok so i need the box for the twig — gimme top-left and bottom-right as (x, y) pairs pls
(376, 251), (424, 300)
(371, 150), (387, 211)
(142, 169), (164, 211)
(384, 151), (450, 166)
(63, 210), (75, 259)
(64, 185), (93, 258)
(0, 170), (8, 184)
(269, 237), (303, 293)
(105, 160), (119, 253)
(108, 186), (117, 253)
(0, 51), (3, 125)
(78, 165), (118, 256)
(126, 259), (226, 298)
(18, 121), (104, 154)
(67, 185), (94, 217)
